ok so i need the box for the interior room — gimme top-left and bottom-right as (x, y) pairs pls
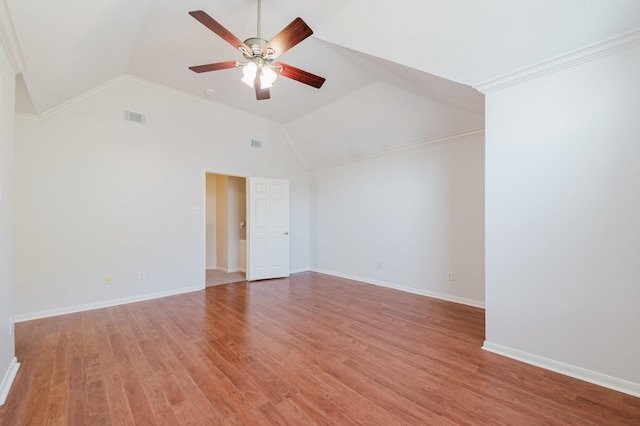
(205, 173), (248, 287)
(1, 0), (639, 423)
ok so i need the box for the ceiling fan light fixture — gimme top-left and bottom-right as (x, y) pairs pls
(188, 3), (324, 100)
(241, 61), (258, 87)
(241, 61), (278, 89)
(260, 66), (277, 88)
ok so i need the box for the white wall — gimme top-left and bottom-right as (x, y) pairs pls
(285, 81), (484, 169)
(227, 176), (245, 272)
(310, 133), (485, 306)
(0, 30), (17, 404)
(14, 76), (310, 319)
(485, 45), (640, 390)
(204, 173), (217, 269)
(215, 175), (229, 271)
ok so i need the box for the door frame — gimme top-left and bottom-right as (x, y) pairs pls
(202, 170), (249, 283)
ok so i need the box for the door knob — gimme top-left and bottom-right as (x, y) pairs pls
(283, 232), (289, 235)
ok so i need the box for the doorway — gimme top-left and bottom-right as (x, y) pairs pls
(205, 173), (247, 286)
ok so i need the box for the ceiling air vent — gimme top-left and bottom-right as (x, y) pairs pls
(124, 110), (146, 125)
(251, 139), (262, 148)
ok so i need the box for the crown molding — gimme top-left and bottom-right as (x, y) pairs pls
(0, 0), (25, 73)
(307, 128), (484, 171)
(32, 74), (126, 119)
(474, 29), (640, 94)
(20, 74), (280, 128)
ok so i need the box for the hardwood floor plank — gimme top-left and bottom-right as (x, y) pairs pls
(191, 342), (275, 424)
(127, 341), (178, 420)
(120, 349), (157, 424)
(228, 305), (436, 424)
(171, 369), (222, 424)
(67, 356), (89, 425)
(93, 310), (118, 370)
(84, 353), (111, 425)
(137, 339), (186, 405)
(43, 329), (70, 425)
(103, 366), (136, 426)
(2, 272), (639, 425)
(21, 332), (58, 425)
(185, 363), (238, 421)
(256, 401), (292, 426)
(245, 298), (463, 423)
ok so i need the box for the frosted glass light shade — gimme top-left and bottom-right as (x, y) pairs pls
(240, 62), (277, 89)
(241, 62), (257, 87)
(260, 66), (277, 89)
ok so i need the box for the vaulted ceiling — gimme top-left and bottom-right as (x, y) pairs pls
(6, 0), (640, 166)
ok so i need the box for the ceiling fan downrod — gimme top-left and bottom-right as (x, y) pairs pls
(257, 0), (262, 39)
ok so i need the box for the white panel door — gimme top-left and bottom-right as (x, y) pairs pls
(247, 177), (290, 281)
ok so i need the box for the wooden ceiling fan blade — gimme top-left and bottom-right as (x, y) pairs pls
(256, 88), (271, 100)
(261, 17), (313, 58)
(274, 62), (325, 89)
(189, 10), (252, 55)
(189, 60), (239, 73)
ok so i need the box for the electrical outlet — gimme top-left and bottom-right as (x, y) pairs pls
(104, 275), (113, 285)
(376, 261), (382, 270)
(447, 271), (454, 281)
(138, 270), (146, 281)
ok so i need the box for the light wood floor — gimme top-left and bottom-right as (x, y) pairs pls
(205, 269), (246, 287)
(1, 272), (639, 425)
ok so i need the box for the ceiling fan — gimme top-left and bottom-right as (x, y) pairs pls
(188, 0), (326, 100)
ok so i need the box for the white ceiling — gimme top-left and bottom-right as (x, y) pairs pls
(6, 0), (640, 163)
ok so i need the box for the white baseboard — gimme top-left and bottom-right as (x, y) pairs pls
(290, 267), (310, 275)
(14, 285), (204, 323)
(0, 357), (20, 406)
(482, 341), (640, 398)
(309, 268), (485, 309)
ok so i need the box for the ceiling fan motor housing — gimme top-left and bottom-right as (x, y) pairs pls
(243, 38), (266, 56)
(242, 38), (280, 71)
